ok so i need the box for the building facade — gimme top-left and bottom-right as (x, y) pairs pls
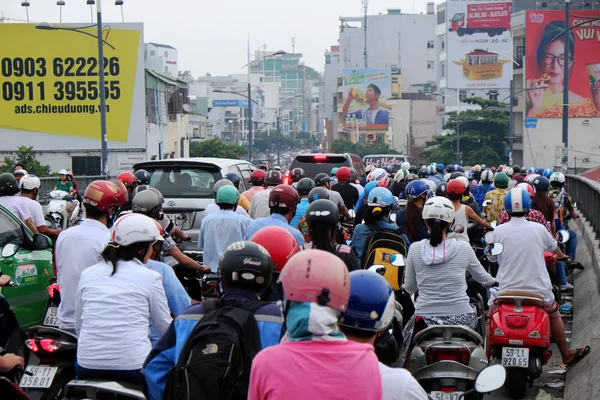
(145, 42), (179, 77)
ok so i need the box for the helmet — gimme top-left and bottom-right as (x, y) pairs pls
(473, 165), (482, 172)
(331, 167), (339, 176)
(338, 270), (395, 331)
(435, 182), (448, 197)
(405, 173), (418, 183)
(290, 168), (306, 183)
(408, 165), (418, 173)
(251, 169), (266, 185)
(117, 171), (139, 188)
(491, 166), (497, 172)
(404, 180), (429, 201)
(367, 187), (394, 207)
(273, 166), (282, 171)
(455, 165), (463, 172)
(513, 165), (522, 173)
(148, 187), (165, 204)
(443, 173), (451, 182)
(0, 173), (20, 196)
(550, 172), (566, 185)
(450, 171), (464, 180)
(504, 188), (532, 215)
(314, 172), (332, 187)
(109, 179), (129, 206)
(422, 196), (455, 223)
(427, 165), (436, 175)
(216, 185), (240, 204)
(532, 175), (550, 192)
(365, 165), (375, 174)
(367, 168), (387, 182)
(493, 172), (509, 189)
(111, 213), (164, 246)
(480, 170), (494, 183)
(481, 164), (487, 171)
(377, 178), (392, 189)
(269, 185), (300, 209)
(400, 161), (410, 170)
(306, 199), (340, 226)
(213, 179), (234, 194)
(14, 169), (28, 177)
(437, 163), (445, 173)
(536, 168), (544, 175)
(20, 174), (41, 191)
(464, 171), (473, 180)
(446, 179), (466, 195)
(504, 167), (514, 177)
(542, 169), (554, 179)
(59, 169), (68, 175)
(278, 249), (350, 311)
(527, 167), (536, 174)
(224, 173), (242, 188)
(83, 180), (125, 211)
(394, 169), (407, 183)
(418, 168), (428, 178)
(336, 167), (351, 182)
(364, 181), (378, 197)
(524, 174), (539, 183)
(134, 169), (151, 185)
(516, 182), (535, 197)
(456, 176), (469, 190)
(264, 170), (283, 186)
(383, 165), (394, 174)
(497, 165), (504, 172)
(446, 165), (455, 173)
(220, 241), (273, 290)
(296, 178), (316, 195)
(307, 187), (330, 203)
(132, 184), (149, 198)
(349, 167), (358, 182)
(250, 227), (299, 273)
(132, 189), (162, 214)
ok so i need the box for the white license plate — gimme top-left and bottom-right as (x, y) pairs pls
(43, 307), (59, 327)
(19, 365), (58, 388)
(502, 347), (530, 368)
(430, 392), (464, 400)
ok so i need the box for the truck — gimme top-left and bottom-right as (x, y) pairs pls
(449, 2), (511, 37)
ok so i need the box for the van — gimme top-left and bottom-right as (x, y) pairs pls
(362, 154), (413, 173)
(286, 153), (366, 182)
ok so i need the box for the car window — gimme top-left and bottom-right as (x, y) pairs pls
(146, 166), (222, 199)
(290, 155), (349, 178)
(237, 164), (254, 191)
(0, 209), (25, 248)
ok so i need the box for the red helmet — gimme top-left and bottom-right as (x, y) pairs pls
(491, 166), (497, 172)
(269, 184), (300, 209)
(377, 178), (392, 188)
(109, 179), (129, 205)
(497, 165), (504, 172)
(83, 180), (126, 211)
(251, 169), (266, 185)
(336, 166), (351, 182)
(446, 179), (466, 195)
(250, 226), (300, 272)
(117, 171), (139, 188)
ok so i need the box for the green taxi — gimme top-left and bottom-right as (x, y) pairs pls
(0, 204), (54, 330)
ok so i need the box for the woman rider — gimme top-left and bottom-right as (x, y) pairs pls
(396, 180), (430, 243)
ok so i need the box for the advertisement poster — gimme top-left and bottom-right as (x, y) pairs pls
(340, 68), (391, 130)
(526, 10), (600, 118)
(446, 0), (513, 89)
(0, 23), (143, 142)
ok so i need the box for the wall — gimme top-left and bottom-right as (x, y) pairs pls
(145, 44), (178, 77)
(323, 47), (340, 139)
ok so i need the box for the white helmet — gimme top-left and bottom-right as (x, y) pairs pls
(14, 169), (28, 177)
(400, 161), (410, 170)
(365, 165), (375, 174)
(550, 172), (566, 184)
(456, 176), (469, 190)
(394, 169), (407, 183)
(422, 196), (455, 223)
(443, 173), (451, 182)
(59, 169), (68, 175)
(20, 174), (41, 190)
(367, 168), (387, 182)
(110, 213), (164, 247)
(504, 167), (514, 177)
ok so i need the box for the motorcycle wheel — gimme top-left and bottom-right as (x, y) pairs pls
(507, 368), (527, 399)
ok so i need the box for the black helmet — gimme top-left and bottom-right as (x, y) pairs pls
(408, 165), (417, 173)
(264, 170), (283, 186)
(450, 171), (464, 179)
(306, 199), (340, 226)
(513, 165), (521, 173)
(0, 173), (19, 196)
(446, 165), (456, 173)
(307, 187), (330, 203)
(296, 178), (316, 195)
(225, 172), (242, 188)
(314, 173), (332, 187)
(405, 173), (418, 183)
(418, 168), (428, 179)
(290, 168), (306, 183)
(134, 169), (151, 185)
(435, 182), (448, 197)
(219, 241), (273, 290)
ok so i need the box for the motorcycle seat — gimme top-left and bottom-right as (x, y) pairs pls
(413, 325), (484, 346)
(497, 291), (545, 307)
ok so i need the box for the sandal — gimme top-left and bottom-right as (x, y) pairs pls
(567, 260), (585, 271)
(566, 346), (591, 369)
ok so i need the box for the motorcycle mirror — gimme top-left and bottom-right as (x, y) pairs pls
(557, 230), (570, 244)
(490, 221), (497, 229)
(1, 243), (18, 258)
(368, 264), (386, 276)
(348, 209), (356, 218)
(484, 243), (504, 256)
(390, 213), (397, 223)
(474, 364), (506, 393)
(482, 200), (492, 207)
(390, 253), (405, 267)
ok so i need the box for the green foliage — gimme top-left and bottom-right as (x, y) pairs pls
(189, 139), (247, 159)
(304, 65), (323, 85)
(177, 70), (194, 83)
(253, 131), (300, 152)
(331, 140), (401, 158)
(0, 146), (52, 176)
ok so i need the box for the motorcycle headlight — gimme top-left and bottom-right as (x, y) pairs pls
(174, 212), (195, 230)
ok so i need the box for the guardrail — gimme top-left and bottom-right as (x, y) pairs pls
(566, 174), (600, 240)
(38, 175), (108, 205)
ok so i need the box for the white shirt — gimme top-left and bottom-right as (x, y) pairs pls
(448, 204), (470, 243)
(379, 363), (429, 400)
(22, 197), (46, 228)
(249, 187), (273, 219)
(486, 217), (557, 304)
(75, 258), (171, 370)
(205, 202), (249, 218)
(351, 182), (365, 196)
(56, 219), (110, 331)
(0, 195), (31, 222)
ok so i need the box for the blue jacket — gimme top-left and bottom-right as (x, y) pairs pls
(142, 289), (283, 400)
(474, 183), (493, 209)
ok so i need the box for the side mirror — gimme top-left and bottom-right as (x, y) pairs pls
(1, 244), (19, 258)
(348, 209), (356, 219)
(482, 200), (492, 207)
(390, 253), (405, 267)
(557, 230), (570, 244)
(390, 213), (397, 223)
(484, 243), (504, 256)
(33, 234), (52, 251)
(490, 221), (498, 229)
(368, 264), (386, 276)
(474, 364), (506, 393)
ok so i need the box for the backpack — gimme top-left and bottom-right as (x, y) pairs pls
(360, 226), (409, 291)
(473, 184), (490, 208)
(164, 299), (264, 400)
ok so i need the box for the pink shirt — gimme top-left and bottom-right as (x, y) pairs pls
(249, 340), (383, 400)
(242, 186), (264, 202)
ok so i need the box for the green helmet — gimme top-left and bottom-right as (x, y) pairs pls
(493, 172), (509, 189)
(296, 178), (316, 195)
(331, 167), (339, 176)
(0, 173), (19, 196)
(216, 185), (240, 204)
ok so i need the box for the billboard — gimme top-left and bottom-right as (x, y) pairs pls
(525, 10), (600, 118)
(0, 23), (145, 148)
(340, 68), (391, 130)
(446, 0), (513, 89)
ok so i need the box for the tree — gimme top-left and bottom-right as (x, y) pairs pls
(331, 139), (401, 158)
(189, 139), (247, 159)
(304, 65), (323, 85)
(0, 146), (52, 176)
(177, 70), (194, 83)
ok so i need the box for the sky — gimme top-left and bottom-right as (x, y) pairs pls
(2, 0), (438, 77)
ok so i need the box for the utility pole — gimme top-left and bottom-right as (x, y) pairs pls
(97, 0), (108, 176)
(276, 111), (281, 165)
(247, 36), (253, 163)
(561, 0), (571, 174)
(291, 37), (296, 53)
(363, 0), (368, 68)
(509, 79), (514, 165)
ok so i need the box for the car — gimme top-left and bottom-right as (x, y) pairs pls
(286, 153), (366, 182)
(0, 205), (54, 330)
(132, 158), (256, 249)
(362, 154), (414, 173)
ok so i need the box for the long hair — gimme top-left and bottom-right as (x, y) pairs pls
(425, 219), (450, 247)
(101, 241), (152, 275)
(364, 205), (390, 225)
(532, 190), (555, 222)
(309, 221), (336, 253)
(404, 201), (424, 243)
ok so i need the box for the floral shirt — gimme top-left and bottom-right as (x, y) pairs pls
(498, 209), (551, 234)
(484, 188), (508, 223)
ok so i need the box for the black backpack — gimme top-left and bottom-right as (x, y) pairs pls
(360, 225), (409, 291)
(164, 299), (264, 400)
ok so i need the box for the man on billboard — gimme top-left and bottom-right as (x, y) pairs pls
(341, 84), (389, 125)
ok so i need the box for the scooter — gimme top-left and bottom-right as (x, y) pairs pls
(65, 380), (145, 400)
(46, 190), (81, 230)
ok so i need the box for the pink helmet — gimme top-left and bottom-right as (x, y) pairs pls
(277, 249), (350, 311)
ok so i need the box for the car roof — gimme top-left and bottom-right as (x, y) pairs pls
(134, 157), (252, 169)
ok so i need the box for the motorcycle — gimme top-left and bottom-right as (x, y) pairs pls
(165, 250), (220, 301)
(65, 380), (145, 400)
(46, 190), (81, 230)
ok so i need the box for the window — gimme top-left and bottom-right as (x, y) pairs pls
(488, 90), (499, 101)
(237, 164), (254, 191)
(164, 51), (168, 59)
(0, 209), (25, 248)
(459, 90), (467, 102)
(375, 134), (385, 143)
(180, 138), (185, 158)
(427, 41), (434, 49)
(440, 37), (445, 51)
(440, 62), (445, 78)
(150, 50), (156, 56)
(325, 55), (331, 64)
(72, 156), (101, 176)
(427, 61), (434, 69)
(164, 66), (169, 73)
(437, 9), (446, 25)
(146, 166), (221, 198)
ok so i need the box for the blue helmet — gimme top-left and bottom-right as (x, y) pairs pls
(367, 187), (394, 207)
(437, 163), (445, 172)
(527, 167), (536, 174)
(446, 164), (455, 173)
(455, 164), (463, 172)
(224, 172), (242, 187)
(542, 168), (554, 178)
(404, 180), (429, 201)
(364, 181), (378, 197)
(536, 168), (544, 175)
(464, 171), (473, 180)
(531, 175), (550, 192)
(338, 270), (395, 331)
(504, 188), (532, 215)
(427, 165), (436, 175)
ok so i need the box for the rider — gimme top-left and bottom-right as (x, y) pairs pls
(483, 172), (510, 223)
(0, 173), (37, 233)
(248, 250), (383, 400)
(314, 172), (352, 220)
(330, 167), (339, 185)
(549, 172), (580, 263)
(512, 165), (524, 183)
(349, 167), (364, 196)
(486, 189), (590, 367)
(447, 179), (490, 242)
(339, 270), (428, 400)
(0, 274), (25, 373)
(53, 169), (76, 214)
(290, 177), (315, 229)
(456, 176), (482, 217)
(19, 174), (62, 237)
(290, 167), (305, 189)
(427, 165), (441, 185)
(242, 169), (266, 202)
(332, 166), (359, 210)
(143, 241), (284, 400)
(531, 175), (556, 234)
(417, 168), (436, 191)
(499, 182), (551, 234)
(225, 172), (251, 211)
(117, 171), (140, 212)
(391, 169), (408, 198)
(435, 163), (445, 182)
(206, 179), (249, 217)
(249, 170), (283, 219)
(14, 169), (27, 186)
(473, 169), (494, 209)
(504, 167), (516, 189)
(134, 169), (151, 186)
(396, 180), (429, 243)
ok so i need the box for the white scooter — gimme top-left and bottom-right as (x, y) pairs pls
(46, 190), (81, 230)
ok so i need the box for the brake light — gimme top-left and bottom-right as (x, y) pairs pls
(425, 347), (470, 365)
(47, 283), (60, 299)
(440, 387), (456, 393)
(283, 172), (291, 185)
(314, 155), (327, 160)
(505, 314), (530, 328)
(40, 339), (61, 353)
(25, 339), (39, 353)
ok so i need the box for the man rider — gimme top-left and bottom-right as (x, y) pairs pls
(290, 178), (315, 229)
(242, 169), (266, 202)
(249, 170), (283, 219)
(0, 173), (37, 233)
(549, 172), (580, 266)
(19, 174), (62, 237)
(315, 172), (352, 220)
(225, 172), (251, 211)
(117, 171), (140, 212)
(483, 172), (509, 223)
(473, 169), (494, 209)
(290, 168), (305, 189)
(349, 167), (364, 196)
(331, 166), (359, 210)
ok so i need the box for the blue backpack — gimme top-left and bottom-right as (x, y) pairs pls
(474, 184), (491, 209)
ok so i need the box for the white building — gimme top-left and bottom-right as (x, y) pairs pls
(145, 42), (179, 77)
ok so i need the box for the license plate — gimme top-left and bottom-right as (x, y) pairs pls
(430, 392), (464, 400)
(502, 347), (530, 368)
(19, 365), (58, 388)
(44, 307), (59, 327)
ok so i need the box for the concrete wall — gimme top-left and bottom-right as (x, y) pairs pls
(145, 43), (178, 77)
(323, 47), (340, 139)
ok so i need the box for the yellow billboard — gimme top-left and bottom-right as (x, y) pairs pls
(0, 24), (141, 142)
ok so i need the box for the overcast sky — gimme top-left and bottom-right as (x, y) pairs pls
(2, 0), (438, 77)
